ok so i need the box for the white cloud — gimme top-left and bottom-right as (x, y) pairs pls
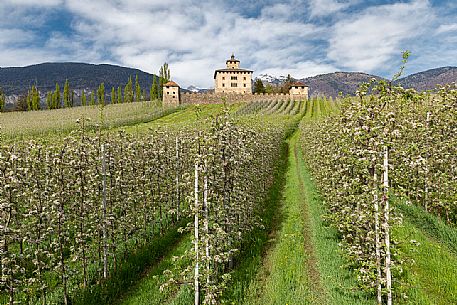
(327, 0), (433, 72)
(308, 0), (354, 17)
(436, 23), (457, 34)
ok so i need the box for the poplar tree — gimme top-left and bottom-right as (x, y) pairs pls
(124, 77), (133, 103)
(159, 63), (170, 100)
(135, 74), (141, 102)
(81, 91), (87, 106)
(46, 91), (52, 109)
(0, 88), (5, 112)
(31, 85), (40, 110)
(54, 83), (61, 109)
(117, 86), (122, 104)
(63, 79), (71, 108)
(90, 91), (95, 106)
(150, 76), (158, 101)
(111, 87), (116, 104)
(97, 83), (105, 106)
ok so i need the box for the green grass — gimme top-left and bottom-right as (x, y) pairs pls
(394, 220), (457, 304)
(0, 101), (178, 140)
(117, 236), (193, 305)
(239, 132), (372, 305)
(393, 202), (457, 304)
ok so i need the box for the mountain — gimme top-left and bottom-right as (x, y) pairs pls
(396, 67), (457, 92)
(0, 62), (157, 96)
(258, 67), (457, 97)
(300, 72), (384, 97)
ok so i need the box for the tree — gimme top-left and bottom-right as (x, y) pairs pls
(150, 76), (158, 101)
(253, 79), (266, 94)
(81, 91), (87, 106)
(265, 84), (274, 94)
(135, 74), (141, 102)
(0, 88), (5, 112)
(159, 63), (170, 100)
(281, 74), (294, 94)
(63, 79), (71, 108)
(90, 91), (95, 106)
(97, 83), (105, 106)
(124, 76), (133, 103)
(46, 91), (52, 109)
(31, 85), (40, 110)
(53, 83), (61, 109)
(111, 87), (116, 104)
(117, 86), (122, 104)
(16, 94), (28, 111)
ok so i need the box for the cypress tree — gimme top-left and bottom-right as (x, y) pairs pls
(90, 91), (95, 106)
(135, 74), (141, 102)
(150, 76), (158, 101)
(54, 83), (61, 109)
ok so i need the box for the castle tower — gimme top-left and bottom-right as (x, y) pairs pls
(289, 82), (309, 101)
(162, 81), (181, 105)
(214, 54), (253, 94)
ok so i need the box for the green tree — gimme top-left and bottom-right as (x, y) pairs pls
(124, 76), (133, 103)
(81, 91), (87, 106)
(90, 91), (95, 106)
(117, 86), (122, 104)
(46, 91), (52, 109)
(16, 94), (28, 111)
(31, 85), (40, 110)
(253, 79), (266, 94)
(159, 63), (170, 100)
(265, 84), (274, 94)
(54, 83), (61, 109)
(150, 76), (158, 101)
(135, 74), (141, 102)
(63, 79), (71, 108)
(97, 83), (105, 106)
(0, 88), (5, 112)
(111, 87), (116, 104)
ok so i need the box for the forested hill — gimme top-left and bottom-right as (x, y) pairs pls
(0, 62), (157, 95)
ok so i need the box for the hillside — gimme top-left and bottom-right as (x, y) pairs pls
(397, 66), (457, 91)
(0, 62), (157, 95)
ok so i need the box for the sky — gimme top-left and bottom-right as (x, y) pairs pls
(0, 0), (456, 88)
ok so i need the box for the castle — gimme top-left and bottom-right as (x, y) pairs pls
(162, 54), (309, 105)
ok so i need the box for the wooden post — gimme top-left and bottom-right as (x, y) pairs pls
(383, 146), (392, 305)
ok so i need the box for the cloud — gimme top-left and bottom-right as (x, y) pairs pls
(327, 0), (433, 73)
(436, 23), (457, 34)
(308, 0), (354, 17)
(0, 0), (456, 88)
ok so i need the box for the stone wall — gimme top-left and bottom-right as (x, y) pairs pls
(181, 92), (308, 104)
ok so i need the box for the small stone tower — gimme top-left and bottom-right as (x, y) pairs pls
(289, 82), (309, 101)
(162, 81), (181, 105)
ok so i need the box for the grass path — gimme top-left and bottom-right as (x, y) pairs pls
(241, 131), (372, 305)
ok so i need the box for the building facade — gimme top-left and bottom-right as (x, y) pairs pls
(214, 54), (253, 94)
(162, 81), (180, 105)
(289, 82), (309, 98)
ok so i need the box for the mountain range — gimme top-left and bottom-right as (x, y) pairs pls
(0, 63), (456, 100)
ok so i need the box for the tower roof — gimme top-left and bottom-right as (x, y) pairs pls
(226, 54), (240, 63)
(289, 81), (308, 88)
(163, 81), (179, 87)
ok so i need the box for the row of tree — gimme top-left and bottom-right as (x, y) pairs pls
(1, 63), (171, 112)
(253, 74), (296, 94)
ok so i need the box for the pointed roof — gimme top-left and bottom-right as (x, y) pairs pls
(163, 81), (179, 87)
(226, 53), (240, 63)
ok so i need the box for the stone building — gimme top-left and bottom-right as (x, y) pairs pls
(289, 82), (309, 98)
(162, 81), (180, 105)
(214, 54), (253, 94)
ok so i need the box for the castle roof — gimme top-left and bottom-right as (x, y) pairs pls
(226, 54), (240, 62)
(163, 81), (179, 87)
(289, 82), (308, 88)
(213, 68), (253, 79)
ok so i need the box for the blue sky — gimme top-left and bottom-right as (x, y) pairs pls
(0, 0), (456, 87)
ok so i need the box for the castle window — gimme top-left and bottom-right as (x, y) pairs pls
(231, 83), (237, 87)
(231, 76), (238, 80)
(222, 77), (225, 80)
(243, 77), (246, 80)
(222, 83), (225, 87)
(243, 84), (246, 87)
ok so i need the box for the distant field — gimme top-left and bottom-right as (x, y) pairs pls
(0, 101), (179, 140)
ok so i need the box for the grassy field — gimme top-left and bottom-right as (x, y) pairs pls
(0, 100), (178, 140)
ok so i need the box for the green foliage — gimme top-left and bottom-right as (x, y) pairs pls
(81, 90), (87, 106)
(150, 76), (158, 101)
(135, 74), (141, 103)
(124, 77), (134, 103)
(97, 83), (105, 106)
(253, 79), (266, 94)
(117, 86), (122, 104)
(0, 87), (6, 112)
(90, 91), (96, 106)
(64, 79), (72, 108)
(111, 87), (116, 104)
